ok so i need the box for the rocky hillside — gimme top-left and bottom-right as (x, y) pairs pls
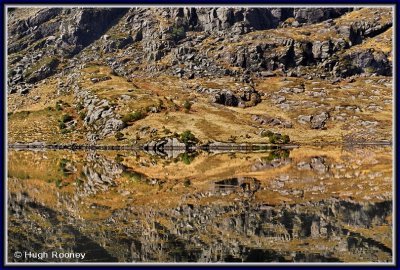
(7, 7), (393, 145)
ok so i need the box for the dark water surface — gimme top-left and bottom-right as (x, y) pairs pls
(7, 145), (393, 263)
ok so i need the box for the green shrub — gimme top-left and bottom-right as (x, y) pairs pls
(55, 179), (63, 188)
(115, 154), (124, 163)
(171, 26), (186, 42)
(76, 102), (84, 111)
(115, 131), (124, 141)
(79, 111), (86, 120)
(61, 114), (73, 123)
(122, 170), (144, 182)
(282, 135), (290, 144)
(260, 130), (273, 138)
(267, 132), (290, 144)
(55, 101), (63, 111)
(121, 111), (145, 124)
(180, 130), (196, 144)
(58, 122), (66, 130)
(58, 159), (71, 176)
(183, 179), (191, 187)
(183, 100), (192, 112)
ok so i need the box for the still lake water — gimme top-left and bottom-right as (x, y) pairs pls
(7, 145), (393, 263)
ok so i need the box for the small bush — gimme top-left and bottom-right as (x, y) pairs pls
(180, 130), (196, 144)
(79, 111), (86, 120)
(122, 170), (144, 182)
(55, 179), (63, 188)
(260, 130), (273, 138)
(163, 127), (172, 134)
(58, 122), (66, 130)
(76, 102), (84, 111)
(183, 179), (191, 187)
(282, 135), (290, 144)
(266, 132), (290, 145)
(171, 26), (186, 42)
(115, 154), (124, 163)
(121, 111), (145, 124)
(183, 100), (192, 112)
(115, 131), (124, 141)
(61, 114), (73, 123)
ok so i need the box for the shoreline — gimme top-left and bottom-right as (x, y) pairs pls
(7, 141), (392, 151)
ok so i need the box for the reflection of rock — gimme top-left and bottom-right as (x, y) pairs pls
(8, 184), (392, 263)
(143, 137), (186, 158)
(8, 191), (118, 262)
(251, 150), (291, 171)
(213, 177), (260, 197)
(79, 152), (124, 196)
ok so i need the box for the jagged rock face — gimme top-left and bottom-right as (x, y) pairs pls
(7, 7), (392, 95)
(293, 8), (351, 23)
(57, 8), (128, 56)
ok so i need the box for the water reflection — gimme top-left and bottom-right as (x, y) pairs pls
(7, 146), (393, 263)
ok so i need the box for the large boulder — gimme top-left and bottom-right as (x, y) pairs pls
(311, 112), (329, 129)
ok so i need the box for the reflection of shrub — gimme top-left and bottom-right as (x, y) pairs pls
(181, 152), (196, 165)
(263, 149), (290, 161)
(180, 130), (196, 144)
(180, 152), (195, 165)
